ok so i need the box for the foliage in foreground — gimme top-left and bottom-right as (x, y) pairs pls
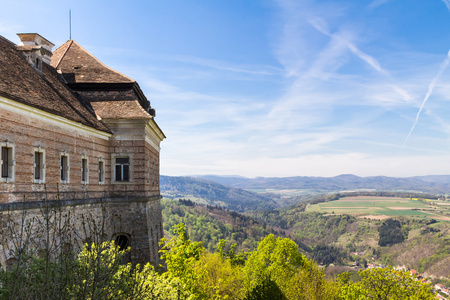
(0, 242), (189, 300)
(0, 223), (435, 300)
(340, 267), (434, 300)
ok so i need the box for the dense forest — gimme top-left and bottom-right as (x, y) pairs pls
(161, 199), (289, 252)
(161, 198), (450, 278)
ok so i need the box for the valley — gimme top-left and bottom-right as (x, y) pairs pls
(160, 174), (450, 283)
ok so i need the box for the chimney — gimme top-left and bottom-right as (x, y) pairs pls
(16, 33), (55, 71)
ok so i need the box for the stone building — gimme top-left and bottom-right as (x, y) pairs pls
(0, 33), (165, 265)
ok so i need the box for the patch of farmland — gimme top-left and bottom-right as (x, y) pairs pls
(307, 196), (443, 219)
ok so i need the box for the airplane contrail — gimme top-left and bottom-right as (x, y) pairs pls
(442, 0), (450, 11)
(403, 49), (450, 147)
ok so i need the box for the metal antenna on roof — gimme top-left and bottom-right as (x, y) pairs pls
(69, 9), (72, 40)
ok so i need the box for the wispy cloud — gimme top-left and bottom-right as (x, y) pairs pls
(369, 0), (393, 9)
(167, 55), (282, 76)
(403, 49), (450, 146)
(307, 16), (387, 75)
(441, 0), (450, 11)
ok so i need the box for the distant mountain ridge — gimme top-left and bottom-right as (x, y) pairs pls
(193, 174), (450, 194)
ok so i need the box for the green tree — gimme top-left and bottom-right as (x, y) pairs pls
(378, 219), (405, 247)
(243, 234), (339, 300)
(1, 241), (191, 300)
(195, 252), (246, 300)
(340, 267), (434, 300)
(159, 223), (205, 298)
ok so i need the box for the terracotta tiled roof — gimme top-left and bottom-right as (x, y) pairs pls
(51, 40), (134, 84)
(91, 100), (151, 119)
(0, 35), (111, 133)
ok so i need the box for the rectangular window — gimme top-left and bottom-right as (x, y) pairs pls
(1, 144), (15, 182)
(34, 152), (41, 180)
(1, 147), (9, 178)
(60, 154), (69, 183)
(81, 158), (88, 184)
(98, 160), (104, 184)
(152, 160), (155, 185)
(157, 162), (159, 185)
(115, 157), (129, 182)
(146, 158), (150, 184)
(33, 149), (45, 183)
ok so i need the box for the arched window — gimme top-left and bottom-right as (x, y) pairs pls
(114, 234), (130, 251)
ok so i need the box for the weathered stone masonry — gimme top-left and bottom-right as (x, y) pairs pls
(0, 33), (165, 266)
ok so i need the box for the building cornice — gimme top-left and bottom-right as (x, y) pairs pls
(146, 118), (166, 142)
(102, 118), (165, 152)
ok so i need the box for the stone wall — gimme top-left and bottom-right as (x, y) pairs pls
(0, 196), (163, 267)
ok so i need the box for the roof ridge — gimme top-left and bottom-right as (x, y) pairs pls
(0, 35), (16, 47)
(52, 40), (73, 69)
(69, 40), (135, 83)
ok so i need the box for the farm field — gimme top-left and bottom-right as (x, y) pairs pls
(307, 196), (450, 221)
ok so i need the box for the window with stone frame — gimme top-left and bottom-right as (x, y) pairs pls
(34, 56), (42, 71)
(114, 157), (130, 182)
(34, 148), (45, 183)
(60, 152), (69, 183)
(98, 158), (105, 184)
(152, 159), (155, 185)
(146, 157), (150, 184)
(81, 155), (88, 184)
(156, 161), (160, 185)
(0, 142), (15, 182)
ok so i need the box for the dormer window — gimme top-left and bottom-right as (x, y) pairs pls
(35, 57), (42, 71)
(16, 33), (54, 71)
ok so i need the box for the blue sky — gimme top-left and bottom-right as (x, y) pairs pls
(2, 0), (450, 178)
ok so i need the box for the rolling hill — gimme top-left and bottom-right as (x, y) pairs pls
(194, 174), (450, 194)
(160, 175), (279, 212)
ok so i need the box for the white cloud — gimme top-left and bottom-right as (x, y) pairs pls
(162, 152), (450, 178)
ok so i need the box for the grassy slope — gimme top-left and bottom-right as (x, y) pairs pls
(380, 223), (450, 277)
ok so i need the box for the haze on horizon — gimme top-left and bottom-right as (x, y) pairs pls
(2, 0), (450, 178)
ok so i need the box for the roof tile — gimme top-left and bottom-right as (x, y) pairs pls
(51, 40), (134, 84)
(0, 35), (110, 133)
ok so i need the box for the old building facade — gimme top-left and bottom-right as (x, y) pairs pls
(0, 33), (165, 265)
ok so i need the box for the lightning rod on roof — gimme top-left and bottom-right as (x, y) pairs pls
(69, 9), (72, 40)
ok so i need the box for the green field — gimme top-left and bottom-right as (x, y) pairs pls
(307, 196), (450, 221)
